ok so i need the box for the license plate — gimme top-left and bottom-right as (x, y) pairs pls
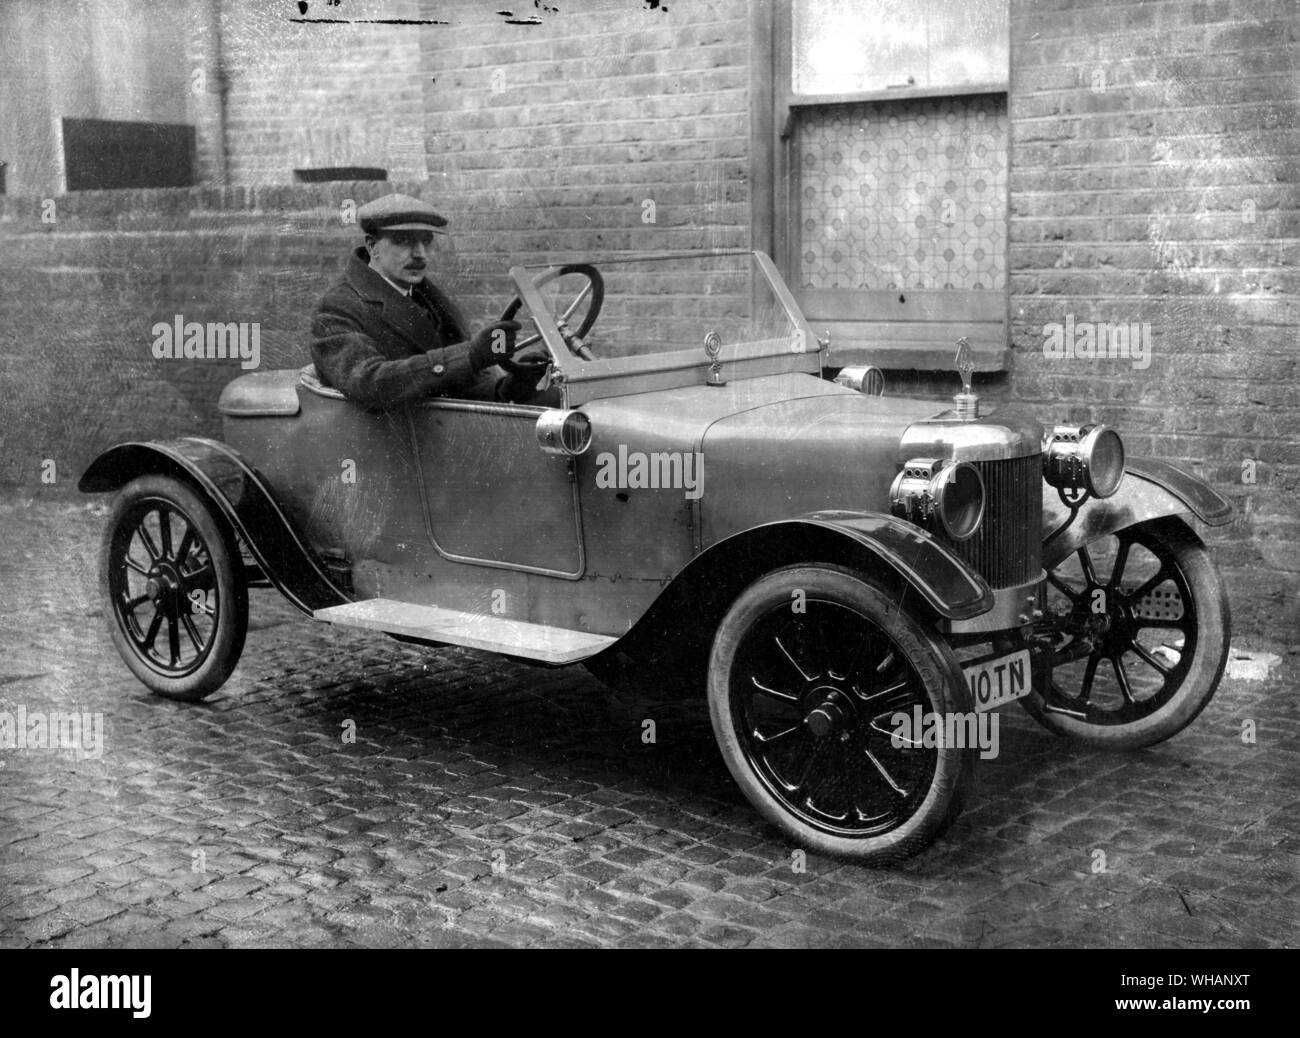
(963, 649), (1031, 713)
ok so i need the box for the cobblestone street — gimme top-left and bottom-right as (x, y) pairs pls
(2, 495), (1297, 949)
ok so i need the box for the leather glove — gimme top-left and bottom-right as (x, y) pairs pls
(496, 369), (561, 405)
(466, 320), (521, 373)
(498, 341), (551, 381)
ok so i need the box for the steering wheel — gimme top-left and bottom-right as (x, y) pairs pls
(500, 263), (604, 361)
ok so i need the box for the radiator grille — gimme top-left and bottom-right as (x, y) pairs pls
(944, 455), (1041, 589)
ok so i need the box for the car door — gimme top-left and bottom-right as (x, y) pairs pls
(407, 400), (585, 578)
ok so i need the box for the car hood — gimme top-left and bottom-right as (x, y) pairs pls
(579, 373), (939, 545)
(697, 385), (941, 545)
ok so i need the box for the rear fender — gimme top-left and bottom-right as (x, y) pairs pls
(79, 436), (349, 614)
(1042, 456), (1234, 569)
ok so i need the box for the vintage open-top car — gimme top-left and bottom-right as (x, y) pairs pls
(80, 249), (1234, 863)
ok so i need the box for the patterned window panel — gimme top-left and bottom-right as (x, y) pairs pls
(798, 94), (1008, 293)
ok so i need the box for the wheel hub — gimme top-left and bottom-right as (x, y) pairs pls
(1087, 586), (1135, 652)
(804, 686), (853, 739)
(145, 563), (181, 602)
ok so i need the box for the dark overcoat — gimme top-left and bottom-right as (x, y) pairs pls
(310, 247), (504, 410)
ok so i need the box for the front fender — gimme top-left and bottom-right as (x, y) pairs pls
(662, 511), (993, 624)
(588, 510), (992, 681)
(1042, 456), (1234, 568)
(789, 511), (994, 619)
(79, 436), (349, 614)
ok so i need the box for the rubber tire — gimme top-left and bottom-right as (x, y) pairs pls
(1020, 516), (1230, 750)
(707, 564), (977, 864)
(100, 474), (248, 702)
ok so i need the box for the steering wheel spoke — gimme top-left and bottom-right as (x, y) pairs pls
(560, 281), (593, 323)
(514, 316), (544, 352)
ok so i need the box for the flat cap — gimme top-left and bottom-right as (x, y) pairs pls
(357, 193), (448, 235)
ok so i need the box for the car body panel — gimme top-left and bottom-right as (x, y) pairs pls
(577, 373), (866, 577)
(223, 381), (593, 630)
(408, 400), (584, 578)
(698, 391), (939, 545)
(161, 357), (1000, 638)
(221, 378), (422, 567)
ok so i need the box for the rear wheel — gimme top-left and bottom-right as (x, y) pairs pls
(100, 475), (248, 701)
(1022, 516), (1230, 748)
(707, 565), (976, 864)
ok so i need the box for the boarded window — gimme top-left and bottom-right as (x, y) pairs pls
(795, 94), (1008, 365)
(61, 118), (196, 191)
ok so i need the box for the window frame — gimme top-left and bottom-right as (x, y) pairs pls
(754, 0), (1013, 372)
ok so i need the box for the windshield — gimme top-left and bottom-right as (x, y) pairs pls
(508, 249), (815, 367)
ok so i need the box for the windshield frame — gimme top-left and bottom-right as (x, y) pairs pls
(506, 249), (821, 395)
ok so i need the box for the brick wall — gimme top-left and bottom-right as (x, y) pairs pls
(417, 0), (751, 295)
(1, 0), (757, 494)
(216, 0), (427, 185)
(0, 184), (399, 489)
(0, 0), (757, 497)
(403, 0), (759, 360)
(1007, 0), (1300, 638)
(0, 0), (199, 197)
(0, 0), (425, 196)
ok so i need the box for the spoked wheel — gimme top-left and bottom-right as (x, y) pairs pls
(1022, 516), (1230, 748)
(708, 565), (976, 864)
(100, 475), (248, 701)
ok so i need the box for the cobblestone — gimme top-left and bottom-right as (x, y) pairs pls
(1, 495), (1296, 947)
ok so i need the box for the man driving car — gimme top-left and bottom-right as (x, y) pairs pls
(310, 193), (555, 410)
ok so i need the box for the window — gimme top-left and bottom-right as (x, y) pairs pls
(792, 0), (1009, 96)
(766, 0), (1010, 371)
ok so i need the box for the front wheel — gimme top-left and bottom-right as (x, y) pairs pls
(100, 474), (248, 701)
(1022, 516), (1230, 749)
(707, 565), (976, 864)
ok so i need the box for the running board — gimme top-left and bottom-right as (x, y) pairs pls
(312, 599), (617, 665)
